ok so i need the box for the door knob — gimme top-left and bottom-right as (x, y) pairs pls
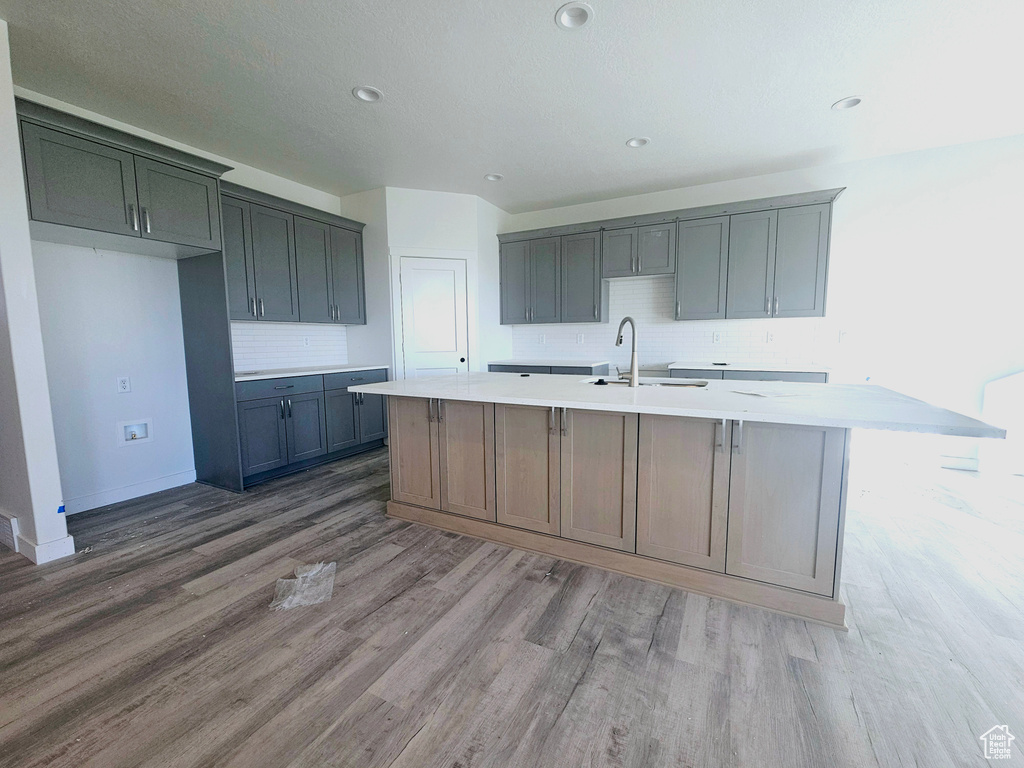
(460, 357), (466, 363)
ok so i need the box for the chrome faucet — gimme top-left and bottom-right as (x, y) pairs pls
(615, 316), (640, 387)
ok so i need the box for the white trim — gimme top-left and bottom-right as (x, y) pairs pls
(62, 469), (197, 515)
(0, 511), (19, 553)
(16, 533), (76, 564)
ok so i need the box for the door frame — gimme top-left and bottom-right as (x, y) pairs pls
(390, 249), (474, 380)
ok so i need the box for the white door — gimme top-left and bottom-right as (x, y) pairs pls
(399, 257), (469, 377)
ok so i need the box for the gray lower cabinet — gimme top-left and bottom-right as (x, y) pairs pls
(358, 393), (388, 441)
(285, 391), (328, 462)
(250, 204), (300, 322)
(488, 363), (610, 376)
(670, 369), (827, 383)
(326, 389), (359, 452)
(670, 369), (725, 379)
(560, 232), (602, 322)
(237, 397), (289, 476)
(676, 216), (729, 320)
(20, 120), (220, 250)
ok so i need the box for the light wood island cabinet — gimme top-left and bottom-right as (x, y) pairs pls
(494, 404), (560, 535)
(438, 400), (496, 522)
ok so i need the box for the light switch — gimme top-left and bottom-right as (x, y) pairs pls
(117, 377), (131, 393)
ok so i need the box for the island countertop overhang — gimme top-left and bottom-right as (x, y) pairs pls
(348, 372), (1005, 439)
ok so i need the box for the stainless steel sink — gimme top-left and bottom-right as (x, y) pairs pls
(584, 377), (708, 388)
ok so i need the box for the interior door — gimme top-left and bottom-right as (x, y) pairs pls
(399, 257), (469, 377)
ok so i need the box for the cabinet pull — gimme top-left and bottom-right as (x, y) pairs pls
(764, 296), (770, 315)
(715, 418), (726, 452)
(593, 305), (598, 320)
(427, 398), (435, 422)
(259, 298), (265, 317)
(250, 297), (257, 317)
(676, 301), (681, 317)
(287, 398), (292, 417)
(560, 407), (568, 436)
(279, 399), (285, 419)
(437, 399), (444, 422)
(733, 420), (743, 454)
(637, 253), (642, 273)
(549, 406), (555, 433)
(774, 297), (779, 316)
(128, 203), (139, 231)
(273, 385), (294, 390)
(141, 207), (151, 234)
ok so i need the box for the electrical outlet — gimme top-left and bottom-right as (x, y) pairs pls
(538, 334), (546, 344)
(117, 377), (131, 393)
(712, 332), (721, 344)
(303, 336), (310, 347)
(766, 331), (775, 343)
(576, 333), (584, 344)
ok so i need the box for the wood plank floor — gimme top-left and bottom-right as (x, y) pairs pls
(1, 447), (1022, 767)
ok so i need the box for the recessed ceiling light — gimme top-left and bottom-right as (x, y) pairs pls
(352, 86), (383, 103)
(831, 95), (862, 111)
(555, 2), (594, 30)
(484, 173), (504, 182)
(626, 137), (650, 148)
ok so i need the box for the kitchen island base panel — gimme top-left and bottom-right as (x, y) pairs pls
(386, 500), (847, 629)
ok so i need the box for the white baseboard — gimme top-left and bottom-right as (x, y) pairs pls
(63, 470), (197, 515)
(0, 512), (20, 553)
(17, 533), (76, 564)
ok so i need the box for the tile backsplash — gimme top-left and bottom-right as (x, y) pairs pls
(231, 322), (348, 372)
(511, 276), (840, 371)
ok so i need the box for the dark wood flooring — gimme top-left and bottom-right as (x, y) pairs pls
(1, 447), (1022, 767)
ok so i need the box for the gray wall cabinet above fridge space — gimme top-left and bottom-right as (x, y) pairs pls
(499, 231), (607, 325)
(220, 182), (366, 326)
(497, 189), (841, 325)
(17, 99), (229, 258)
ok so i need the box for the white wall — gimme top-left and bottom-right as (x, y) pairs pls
(0, 21), (72, 562)
(477, 197), (514, 367)
(32, 243), (197, 513)
(231, 321), (348, 372)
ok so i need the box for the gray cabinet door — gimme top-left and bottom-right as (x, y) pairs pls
(285, 391), (328, 463)
(637, 223), (675, 275)
(773, 204), (830, 318)
(250, 204), (300, 322)
(723, 370), (828, 383)
(530, 237), (561, 323)
(358, 392), (388, 442)
(560, 232), (602, 323)
(294, 217), (334, 324)
(670, 369), (725, 379)
(326, 389), (359, 452)
(676, 216), (729, 320)
(21, 122), (139, 237)
(330, 227), (366, 324)
(488, 364), (551, 374)
(134, 157), (219, 249)
(726, 210), (777, 319)
(602, 228), (638, 277)
(220, 197), (257, 321)
(238, 396), (288, 476)
(500, 241), (530, 324)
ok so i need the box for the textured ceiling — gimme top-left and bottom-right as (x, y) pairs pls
(1, 0), (1022, 213)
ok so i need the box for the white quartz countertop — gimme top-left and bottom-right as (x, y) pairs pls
(668, 361), (830, 373)
(488, 359), (610, 367)
(348, 372), (1004, 438)
(234, 364), (390, 382)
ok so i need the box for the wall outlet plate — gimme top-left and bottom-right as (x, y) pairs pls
(303, 336), (310, 347)
(117, 376), (131, 393)
(538, 334), (546, 344)
(712, 332), (721, 344)
(766, 331), (775, 343)
(576, 333), (584, 344)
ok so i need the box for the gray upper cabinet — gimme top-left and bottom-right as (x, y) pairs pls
(637, 223), (676, 275)
(500, 241), (530, 324)
(601, 228), (638, 278)
(133, 157), (220, 250)
(21, 122), (139, 237)
(250, 204), (300, 322)
(530, 237), (561, 324)
(330, 226), (366, 324)
(295, 217), (334, 324)
(560, 232), (602, 323)
(773, 204), (830, 318)
(726, 210), (777, 319)
(221, 197), (257, 321)
(676, 216), (729, 320)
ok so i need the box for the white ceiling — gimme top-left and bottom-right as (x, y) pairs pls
(2, 0), (1022, 213)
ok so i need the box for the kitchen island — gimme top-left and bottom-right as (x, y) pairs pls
(348, 372), (1004, 627)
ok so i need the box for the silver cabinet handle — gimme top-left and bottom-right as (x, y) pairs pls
(715, 418), (726, 452)
(287, 398), (292, 417)
(764, 296), (770, 315)
(733, 420), (743, 454)
(128, 203), (139, 231)
(427, 398), (435, 422)
(593, 305), (598, 319)
(676, 301), (681, 317)
(279, 399), (285, 419)
(560, 407), (568, 436)
(250, 297), (257, 317)
(273, 385), (294, 390)
(774, 297), (779, 315)
(259, 298), (265, 317)
(437, 399), (444, 422)
(141, 207), (151, 234)
(637, 252), (642, 273)
(549, 406), (555, 433)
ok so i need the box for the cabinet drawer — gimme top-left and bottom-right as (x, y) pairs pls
(324, 368), (387, 391)
(722, 370), (827, 383)
(235, 375), (323, 402)
(489, 364), (550, 374)
(670, 369), (725, 379)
